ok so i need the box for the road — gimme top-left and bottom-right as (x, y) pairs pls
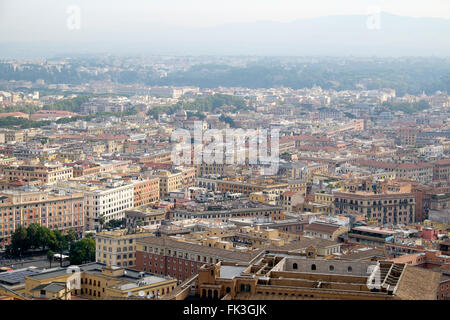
(0, 253), (70, 270)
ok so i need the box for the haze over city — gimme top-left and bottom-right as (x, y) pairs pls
(0, 0), (449, 312)
(1, 0), (450, 57)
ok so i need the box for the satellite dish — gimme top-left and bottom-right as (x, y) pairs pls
(138, 291), (145, 297)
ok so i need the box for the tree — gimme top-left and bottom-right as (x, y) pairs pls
(41, 228), (56, 252)
(10, 226), (29, 256)
(47, 250), (54, 268)
(69, 238), (96, 265)
(26, 223), (42, 250)
(53, 230), (68, 267)
(84, 232), (94, 239)
(106, 218), (125, 229)
(65, 229), (77, 257)
(98, 215), (106, 232)
(219, 114), (235, 127)
(65, 229), (77, 245)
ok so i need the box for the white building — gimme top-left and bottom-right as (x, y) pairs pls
(420, 145), (444, 158)
(56, 180), (134, 231)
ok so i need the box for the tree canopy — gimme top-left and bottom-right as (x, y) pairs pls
(69, 238), (96, 265)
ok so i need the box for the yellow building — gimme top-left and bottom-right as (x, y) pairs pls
(154, 170), (183, 197)
(95, 229), (156, 267)
(0, 163), (73, 184)
(314, 191), (333, 205)
(294, 201), (332, 214)
(0, 285), (26, 300)
(287, 179), (307, 195)
(25, 263), (177, 300)
(249, 192), (266, 203)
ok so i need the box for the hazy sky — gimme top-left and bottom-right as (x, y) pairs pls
(1, 0), (450, 42)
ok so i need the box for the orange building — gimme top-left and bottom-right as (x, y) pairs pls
(0, 188), (84, 248)
(132, 178), (160, 207)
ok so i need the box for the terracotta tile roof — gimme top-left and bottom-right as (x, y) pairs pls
(268, 237), (339, 251)
(395, 266), (441, 300)
(137, 237), (262, 263)
(341, 248), (387, 261)
(304, 222), (341, 234)
(435, 158), (450, 165)
(0, 112), (29, 119)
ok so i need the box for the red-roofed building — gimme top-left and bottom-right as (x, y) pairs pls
(433, 158), (450, 181)
(0, 112), (29, 119)
(30, 110), (79, 121)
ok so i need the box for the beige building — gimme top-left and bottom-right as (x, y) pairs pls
(132, 178), (160, 207)
(314, 191), (333, 205)
(278, 191), (304, 212)
(125, 207), (166, 230)
(333, 190), (416, 225)
(95, 229), (155, 267)
(1, 163), (73, 184)
(155, 170), (183, 198)
(303, 222), (349, 241)
(0, 130), (24, 143)
(25, 263), (177, 300)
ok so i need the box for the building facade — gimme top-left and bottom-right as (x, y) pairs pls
(0, 188), (84, 248)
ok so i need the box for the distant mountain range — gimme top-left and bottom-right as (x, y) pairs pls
(1, 12), (450, 58)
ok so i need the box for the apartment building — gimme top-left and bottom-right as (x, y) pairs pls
(278, 191), (304, 212)
(357, 160), (433, 184)
(154, 170), (183, 198)
(172, 204), (284, 222)
(56, 180), (134, 231)
(179, 167), (195, 189)
(346, 226), (400, 247)
(125, 207), (166, 230)
(314, 191), (333, 204)
(0, 130), (24, 143)
(0, 187), (84, 248)
(132, 178), (160, 207)
(395, 163), (434, 184)
(95, 230), (155, 267)
(153, 167), (195, 199)
(135, 237), (262, 282)
(195, 163), (226, 177)
(71, 164), (102, 178)
(1, 163), (73, 184)
(433, 158), (450, 181)
(396, 128), (419, 145)
(287, 179), (307, 194)
(333, 190), (416, 224)
(214, 179), (288, 196)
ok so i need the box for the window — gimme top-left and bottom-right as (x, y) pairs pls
(347, 266), (353, 273)
(329, 265), (334, 272)
(292, 263), (298, 270)
(311, 264), (316, 271)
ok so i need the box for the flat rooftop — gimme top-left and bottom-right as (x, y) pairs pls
(352, 226), (398, 236)
(219, 265), (247, 279)
(0, 267), (41, 286)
